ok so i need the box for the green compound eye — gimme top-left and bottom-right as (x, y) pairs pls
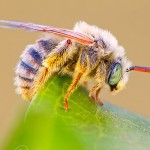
(108, 63), (122, 86)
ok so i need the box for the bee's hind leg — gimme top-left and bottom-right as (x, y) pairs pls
(29, 66), (53, 99)
(29, 39), (73, 99)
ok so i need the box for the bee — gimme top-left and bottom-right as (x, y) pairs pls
(0, 20), (150, 110)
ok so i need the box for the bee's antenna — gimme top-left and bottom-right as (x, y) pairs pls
(126, 66), (150, 73)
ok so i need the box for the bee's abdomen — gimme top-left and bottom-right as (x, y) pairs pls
(15, 38), (57, 100)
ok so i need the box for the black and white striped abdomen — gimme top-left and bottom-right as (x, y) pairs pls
(14, 38), (58, 100)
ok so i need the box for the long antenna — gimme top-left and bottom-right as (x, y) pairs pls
(126, 66), (150, 73)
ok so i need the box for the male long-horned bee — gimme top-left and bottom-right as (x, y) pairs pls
(0, 20), (150, 110)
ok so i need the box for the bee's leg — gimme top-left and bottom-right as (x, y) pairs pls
(64, 49), (87, 110)
(95, 88), (104, 106)
(64, 68), (86, 110)
(89, 83), (104, 106)
(44, 39), (74, 68)
(89, 83), (100, 98)
(28, 66), (53, 99)
(89, 60), (106, 106)
(29, 39), (73, 98)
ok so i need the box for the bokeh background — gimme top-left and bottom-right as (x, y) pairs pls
(0, 0), (150, 145)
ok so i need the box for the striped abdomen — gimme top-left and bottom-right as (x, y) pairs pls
(15, 38), (58, 100)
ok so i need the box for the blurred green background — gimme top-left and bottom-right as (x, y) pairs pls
(0, 0), (150, 147)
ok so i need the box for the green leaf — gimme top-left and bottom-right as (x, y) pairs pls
(4, 75), (150, 150)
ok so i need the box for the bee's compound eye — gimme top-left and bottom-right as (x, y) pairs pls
(108, 63), (122, 86)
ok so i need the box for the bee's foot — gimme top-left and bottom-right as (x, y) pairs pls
(90, 96), (104, 106)
(90, 95), (96, 103)
(98, 99), (104, 106)
(64, 99), (69, 111)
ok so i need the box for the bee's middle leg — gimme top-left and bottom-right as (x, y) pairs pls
(64, 49), (87, 110)
(64, 68), (86, 110)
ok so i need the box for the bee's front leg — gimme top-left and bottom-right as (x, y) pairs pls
(95, 88), (104, 106)
(89, 84), (104, 106)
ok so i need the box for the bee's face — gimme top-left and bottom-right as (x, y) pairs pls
(105, 46), (131, 94)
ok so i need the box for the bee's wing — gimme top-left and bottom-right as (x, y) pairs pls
(0, 20), (94, 45)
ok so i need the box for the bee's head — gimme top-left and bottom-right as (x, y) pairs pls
(106, 46), (131, 94)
